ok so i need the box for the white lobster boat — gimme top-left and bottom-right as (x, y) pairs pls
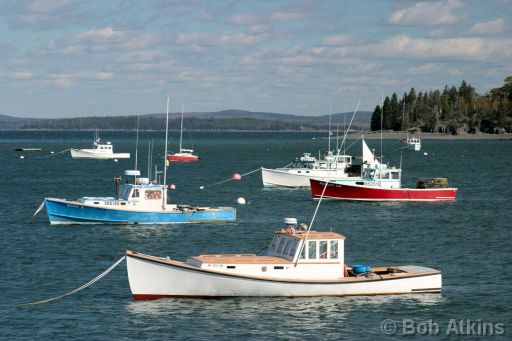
(126, 218), (441, 299)
(71, 130), (130, 159)
(261, 137), (383, 188)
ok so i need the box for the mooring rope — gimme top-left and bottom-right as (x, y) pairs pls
(32, 200), (46, 219)
(18, 255), (125, 306)
(200, 167), (262, 189)
(38, 148), (71, 158)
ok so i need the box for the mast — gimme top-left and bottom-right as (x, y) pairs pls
(135, 115), (139, 172)
(380, 91), (383, 162)
(343, 104), (347, 155)
(328, 103), (332, 153)
(179, 103), (184, 152)
(162, 97), (170, 209)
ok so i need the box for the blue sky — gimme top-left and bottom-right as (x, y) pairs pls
(1, 0), (511, 117)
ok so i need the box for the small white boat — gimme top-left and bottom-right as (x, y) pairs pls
(71, 130), (130, 159)
(126, 218), (441, 299)
(403, 132), (421, 151)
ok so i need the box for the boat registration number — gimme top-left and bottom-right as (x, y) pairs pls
(364, 181), (381, 187)
(105, 201), (121, 205)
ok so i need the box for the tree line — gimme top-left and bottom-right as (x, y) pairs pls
(370, 76), (512, 134)
(19, 116), (316, 131)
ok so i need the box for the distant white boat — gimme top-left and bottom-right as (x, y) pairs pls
(71, 130), (130, 159)
(403, 133), (421, 151)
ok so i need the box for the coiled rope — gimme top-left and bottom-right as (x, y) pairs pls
(18, 255), (125, 306)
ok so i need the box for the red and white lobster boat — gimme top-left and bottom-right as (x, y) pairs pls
(167, 104), (199, 163)
(310, 177), (457, 202)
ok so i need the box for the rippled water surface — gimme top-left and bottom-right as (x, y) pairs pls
(1, 131), (511, 340)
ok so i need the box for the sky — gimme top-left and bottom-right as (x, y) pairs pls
(0, 0), (511, 118)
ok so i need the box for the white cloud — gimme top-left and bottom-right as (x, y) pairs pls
(333, 35), (512, 63)
(322, 34), (352, 46)
(469, 18), (506, 36)
(225, 13), (261, 26)
(42, 27), (160, 55)
(270, 11), (305, 21)
(388, 0), (465, 26)
(175, 32), (265, 46)
(27, 0), (74, 13)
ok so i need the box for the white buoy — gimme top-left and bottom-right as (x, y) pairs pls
(423, 152), (428, 156)
(169, 184), (176, 190)
(237, 197), (246, 205)
(114, 159), (118, 162)
(200, 186), (204, 190)
(51, 151), (55, 154)
(20, 156), (25, 159)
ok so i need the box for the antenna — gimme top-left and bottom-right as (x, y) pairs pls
(328, 103), (332, 153)
(162, 97), (170, 209)
(344, 104), (347, 155)
(179, 103), (184, 152)
(147, 139), (152, 180)
(380, 91), (383, 161)
(135, 115), (139, 171)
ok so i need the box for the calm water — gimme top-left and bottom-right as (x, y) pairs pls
(0, 131), (511, 340)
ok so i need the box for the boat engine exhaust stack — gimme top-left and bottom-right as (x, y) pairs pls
(114, 176), (121, 200)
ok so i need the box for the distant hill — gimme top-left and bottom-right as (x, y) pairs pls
(0, 110), (371, 131)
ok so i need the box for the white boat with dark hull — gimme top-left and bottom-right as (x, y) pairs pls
(70, 130), (130, 159)
(126, 218), (441, 299)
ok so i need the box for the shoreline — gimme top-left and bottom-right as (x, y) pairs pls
(346, 131), (512, 140)
(1, 129), (511, 139)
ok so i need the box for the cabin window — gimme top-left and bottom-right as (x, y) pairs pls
(227, 266), (236, 269)
(274, 266), (284, 270)
(269, 236), (279, 253)
(329, 240), (338, 259)
(319, 241), (328, 259)
(276, 239), (286, 254)
(381, 172), (390, 179)
(299, 243), (306, 259)
(308, 241), (317, 259)
(288, 240), (298, 256)
(282, 239), (292, 255)
(392, 172), (400, 179)
(145, 190), (161, 200)
(132, 189), (139, 198)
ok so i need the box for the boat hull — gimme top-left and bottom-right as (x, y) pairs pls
(126, 252), (442, 299)
(167, 154), (199, 162)
(70, 149), (130, 159)
(310, 180), (457, 201)
(261, 168), (358, 188)
(45, 198), (236, 225)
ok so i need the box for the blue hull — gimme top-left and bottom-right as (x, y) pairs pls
(45, 199), (236, 225)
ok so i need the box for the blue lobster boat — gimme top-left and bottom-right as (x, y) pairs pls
(43, 170), (236, 225)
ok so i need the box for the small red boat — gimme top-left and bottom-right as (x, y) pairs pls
(310, 178), (457, 202)
(167, 149), (199, 162)
(167, 104), (199, 163)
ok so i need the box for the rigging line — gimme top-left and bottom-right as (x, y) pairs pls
(17, 256), (125, 306)
(295, 100), (360, 266)
(200, 167), (262, 189)
(37, 148), (71, 158)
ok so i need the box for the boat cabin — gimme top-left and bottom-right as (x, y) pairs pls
(93, 141), (114, 153)
(185, 218), (347, 280)
(291, 153), (317, 169)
